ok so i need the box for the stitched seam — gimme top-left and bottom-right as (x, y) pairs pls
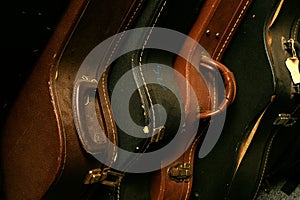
(216, 0), (250, 61)
(132, 58), (148, 120)
(101, 75), (117, 167)
(101, 0), (144, 166)
(119, 1), (170, 173)
(184, 124), (208, 200)
(212, 74), (217, 113)
(291, 103), (300, 115)
(253, 105), (300, 199)
(292, 18), (300, 40)
(106, 0), (144, 65)
(109, 0), (167, 195)
(117, 181), (121, 200)
(103, 0), (169, 174)
(159, 169), (165, 200)
(112, 2), (169, 196)
(138, 0), (168, 137)
(184, 134), (201, 200)
(252, 132), (277, 200)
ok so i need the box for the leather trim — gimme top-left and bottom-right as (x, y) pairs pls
(1, 0), (89, 199)
(195, 0), (253, 60)
(153, 0), (252, 199)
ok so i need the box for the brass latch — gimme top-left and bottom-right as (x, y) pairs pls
(168, 162), (192, 183)
(84, 168), (123, 187)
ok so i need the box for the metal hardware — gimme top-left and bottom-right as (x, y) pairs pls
(215, 32), (220, 39)
(273, 113), (297, 127)
(285, 39), (300, 84)
(194, 192), (200, 198)
(168, 162), (192, 183)
(292, 83), (300, 94)
(84, 168), (123, 186)
(150, 126), (165, 143)
(55, 68), (59, 80)
(206, 29), (211, 36)
(285, 56), (300, 84)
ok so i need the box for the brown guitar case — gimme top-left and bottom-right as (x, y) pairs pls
(1, 0), (135, 199)
(151, 0), (251, 199)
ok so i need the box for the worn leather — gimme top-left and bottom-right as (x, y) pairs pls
(1, 0), (88, 199)
(151, 58), (237, 200)
(47, 0), (138, 198)
(150, 0), (250, 199)
(1, 0), (135, 199)
(185, 0), (254, 61)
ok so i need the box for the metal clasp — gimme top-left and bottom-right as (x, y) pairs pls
(84, 168), (123, 187)
(273, 113), (297, 127)
(168, 162), (192, 183)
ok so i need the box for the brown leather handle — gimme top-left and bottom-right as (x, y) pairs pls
(197, 58), (237, 119)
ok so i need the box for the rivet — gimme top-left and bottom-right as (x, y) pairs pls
(206, 30), (211, 36)
(215, 32), (220, 39)
(136, 146), (140, 150)
(194, 192), (200, 197)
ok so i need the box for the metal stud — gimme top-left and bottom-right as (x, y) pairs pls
(206, 30), (211, 36)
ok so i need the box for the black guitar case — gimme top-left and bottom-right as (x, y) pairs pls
(259, 0), (300, 196)
(191, 0), (300, 199)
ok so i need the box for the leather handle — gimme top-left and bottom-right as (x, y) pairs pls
(73, 79), (107, 154)
(198, 58), (236, 119)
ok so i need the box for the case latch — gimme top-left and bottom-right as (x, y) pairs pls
(168, 162), (192, 183)
(84, 167), (123, 187)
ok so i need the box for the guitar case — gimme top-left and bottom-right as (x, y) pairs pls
(69, 0), (207, 199)
(259, 0), (300, 196)
(191, 0), (300, 199)
(1, 0), (135, 199)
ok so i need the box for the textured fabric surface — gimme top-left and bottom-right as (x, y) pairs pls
(257, 181), (300, 200)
